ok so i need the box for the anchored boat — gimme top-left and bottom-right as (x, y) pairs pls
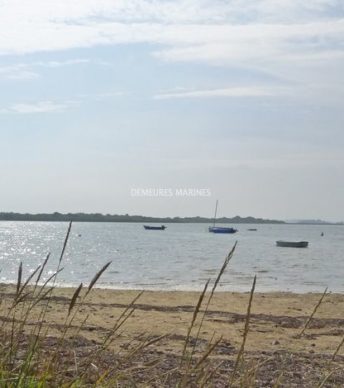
(208, 226), (237, 234)
(276, 241), (308, 248)
(143, 225), (166, 230)
(209, 200), (237, 234)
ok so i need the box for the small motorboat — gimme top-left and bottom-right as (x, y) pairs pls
(276, 241), (309, 248)
(143, 225), (166, 230)
(247, 228), (257, 231)
(209, 226), (237, 234)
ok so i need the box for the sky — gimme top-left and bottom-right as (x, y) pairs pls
(0, 0), (344, 221)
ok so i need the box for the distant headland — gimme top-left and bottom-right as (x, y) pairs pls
(286, 219), (344, 225)
(0, 212), (284, 224)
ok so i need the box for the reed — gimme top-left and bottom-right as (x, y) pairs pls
(192, 243), (236, 349)
(68, 283), (83, 316)
(181, 279), (210, 363)
(229, 275), (256, 386)
(331, 335), (344, 362)
(87, 261), (111, 295)
(299, 287), (327, 337)
(179, 243), (237, 384)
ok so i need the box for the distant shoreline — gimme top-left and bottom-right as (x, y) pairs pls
(0, 212), (343, 224)
(0, 212), (284, 224)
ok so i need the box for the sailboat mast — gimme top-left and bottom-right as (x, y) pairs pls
(213, 200), (218, 227)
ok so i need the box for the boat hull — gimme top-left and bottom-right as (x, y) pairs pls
(276, 241), (308, 248)
(209, 226), (237, 234)
(143, 225), (166, 230)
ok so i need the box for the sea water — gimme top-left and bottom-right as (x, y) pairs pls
(0, 221), (343, 293)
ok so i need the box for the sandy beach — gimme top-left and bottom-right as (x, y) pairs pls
(0, 284), (343, 386)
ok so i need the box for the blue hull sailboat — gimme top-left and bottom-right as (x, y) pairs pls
(209, 200), (237, 234)
(208, 226), (237, 234)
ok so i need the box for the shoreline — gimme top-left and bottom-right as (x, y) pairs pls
(1, 281), (342, 295)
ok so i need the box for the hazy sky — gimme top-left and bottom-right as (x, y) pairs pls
(1, 1), (344, 220)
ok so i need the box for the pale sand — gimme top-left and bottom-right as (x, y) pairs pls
(0, 284), (343, 358)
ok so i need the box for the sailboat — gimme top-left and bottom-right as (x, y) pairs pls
(208, 200), (237, 234)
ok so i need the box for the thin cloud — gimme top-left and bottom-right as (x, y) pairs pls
(151, 20), (344, 66)
(0, 59), (91, 81)
(0, 1), (343, 103)
(154, 86), (288, 99)
(0, 64), (39, 80)
(33, 59), (90, 67)
(0, 1), (343, 65)
(0, 100), (78, 114)
(77, 91), (128, 101)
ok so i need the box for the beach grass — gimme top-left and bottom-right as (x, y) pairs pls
(0, 223), (343, 386)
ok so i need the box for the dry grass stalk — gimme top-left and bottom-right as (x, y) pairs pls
(181, 279), (210, 361)
(119, 333), (167, 365)
(15, 262), (22, 300)
(86, 261), (112, 296)
(331, 335), (344, 362)
(34, 253), (50, 289)
(68, 283), (83, 316)
(103, 291), (144, 350)
(229, 275), (256, 386)
(58, 221), (72, 265)
(191, 243), (237, 358)
(195, 336), (223, 370)
(77, 291), (144, 382)
(200, 360), (224, 387)
(273, 370), (284, 387)
(299, 287), (327, 337)
(318, 369), (335, 388)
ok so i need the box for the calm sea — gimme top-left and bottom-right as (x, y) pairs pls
(0, 221), (343, 293)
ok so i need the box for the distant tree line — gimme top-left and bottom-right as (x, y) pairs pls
(0, 212), (284, 224)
